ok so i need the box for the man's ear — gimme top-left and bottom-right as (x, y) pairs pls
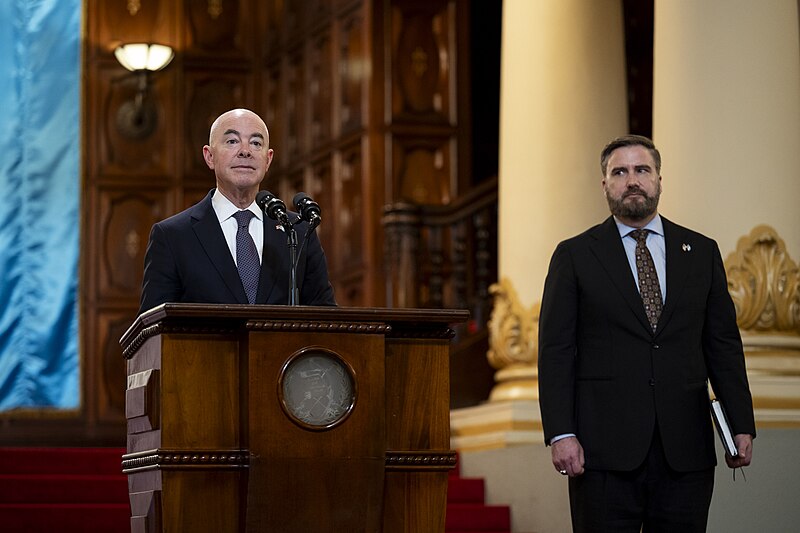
(202, 145), (214, 169)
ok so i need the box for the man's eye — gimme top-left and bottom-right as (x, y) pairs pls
(226, 138), (238, 144)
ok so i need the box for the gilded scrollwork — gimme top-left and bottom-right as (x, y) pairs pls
(724, 225), (800, 333)
(487, 277), (538, 369)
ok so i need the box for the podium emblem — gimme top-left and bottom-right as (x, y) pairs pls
(279, 347), (356, 430)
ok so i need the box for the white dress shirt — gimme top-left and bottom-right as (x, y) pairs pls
(211, 189), (264, 266)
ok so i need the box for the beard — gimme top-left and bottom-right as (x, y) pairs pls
(606, 184), (661, 221)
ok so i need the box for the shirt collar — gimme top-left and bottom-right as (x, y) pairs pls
(211, 188), (263, 223)
(613, 213), (664, 239)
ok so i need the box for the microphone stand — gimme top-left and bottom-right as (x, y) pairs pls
(286, 222), (299, 306)
(287, 216), (320, 306)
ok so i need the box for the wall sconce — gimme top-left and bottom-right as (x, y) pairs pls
(113, 43), (174, 139)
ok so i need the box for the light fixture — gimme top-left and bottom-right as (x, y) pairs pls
(113, 43), (174, 139)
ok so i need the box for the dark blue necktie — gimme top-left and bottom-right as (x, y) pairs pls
(232, 210), (260, 304)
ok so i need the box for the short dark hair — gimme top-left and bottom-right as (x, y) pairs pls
(600, 135), (661, 175)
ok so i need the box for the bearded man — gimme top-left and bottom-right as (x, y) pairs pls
(538, 135), (755, 532)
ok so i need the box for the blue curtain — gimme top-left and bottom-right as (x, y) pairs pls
(0, 1), (81, 410)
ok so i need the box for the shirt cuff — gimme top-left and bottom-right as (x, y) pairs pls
(550, 433), (576, 446)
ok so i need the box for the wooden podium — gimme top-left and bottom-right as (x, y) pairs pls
(119, 304), (468, 533)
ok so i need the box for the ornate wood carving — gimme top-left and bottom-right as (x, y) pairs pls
(393, 135), (452, 203)
(99, 67), (176, 176)
(285, 48), (306, 161)
(308, 30), (333, 149)
(101, 314), (135, 419)
(338, 7), (365, 133)
(385, 450), (457, 471)
(99, 190), (169, 298)
(725, 225), (800, 333)
(307, 160), (334, 252)
(382, 176), (497, 316)
(122, 448), (249, 473)
(486, 277), (539, 402)
(96, 0), (171, 46)
(247, 320), (391, 334)
(185, 0), (244, 53)
(391, 2), (452, 121)
(263, 61), (285, 167)
(337, 143), (364, 272)
(487, 278), (537, 370)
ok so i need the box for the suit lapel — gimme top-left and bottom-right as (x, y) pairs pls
(191, 191), (249, 304)
(589, 217), (654, 334)
(657, 217), (693, 333)
(257, 217), (287, 304)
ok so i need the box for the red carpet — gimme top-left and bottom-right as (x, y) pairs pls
(446, 456), (511, 532)
(0, 448), (129, 532)
(0, 448), (510, 532)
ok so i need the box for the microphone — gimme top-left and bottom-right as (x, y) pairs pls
(292, 192), (322, 225)
(256, 190), (290, 226)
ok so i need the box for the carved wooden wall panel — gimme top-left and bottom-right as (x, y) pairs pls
(388, 0), (459, 205)
(337, 8), (366, 135)
(284, 49), (307, 163)
(337, 144), (365, 273)
(263, 63), (285, 167)
(95, 1), (173, 47)
(184, 0), (247, 54)
(308, 160), (335, 255)
(97, 189), (171, 299)
(393, 136), (452, 204)
(307, 31), (334, 150)
(391, 2), (453, 122)
(96, 67), (177, 177)
(98, 312), (133, 421)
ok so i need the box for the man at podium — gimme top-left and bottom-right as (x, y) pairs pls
(138, 108), (336, 314)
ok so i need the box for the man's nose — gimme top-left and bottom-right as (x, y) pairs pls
(238, 147), (252, 157)
(625, 172), (640, 185)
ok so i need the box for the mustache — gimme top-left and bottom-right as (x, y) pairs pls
(623, 187), (649, 199)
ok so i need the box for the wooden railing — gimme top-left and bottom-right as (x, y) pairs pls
(382, 177), (498, 340)
(383, 178), (498, 407)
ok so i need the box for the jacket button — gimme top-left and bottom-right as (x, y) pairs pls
(649, 378), (656, 386)
(653, 344), (660, 349)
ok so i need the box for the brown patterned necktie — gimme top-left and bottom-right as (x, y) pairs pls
(630, 229), (663, 331)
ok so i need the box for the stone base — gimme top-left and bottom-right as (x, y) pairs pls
(450, 400), (542, 452)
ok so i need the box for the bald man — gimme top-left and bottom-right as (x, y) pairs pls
(139, 108), (336, 314)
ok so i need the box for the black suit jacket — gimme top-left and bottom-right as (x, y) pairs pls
(538, 216), (755, 472)
(139, 190), (336, 314)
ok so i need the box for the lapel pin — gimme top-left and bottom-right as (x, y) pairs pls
(682, 243), (691, 252)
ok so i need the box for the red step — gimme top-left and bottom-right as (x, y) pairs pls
(0, 474), (128, 504)
(445, 503), (511, 531)
(0, 448), (130, 533)
(0, 448), (512, 533)
(0, 447), (123, 475)
(448, 476), (486, 503)
(0, 503), (130, 533)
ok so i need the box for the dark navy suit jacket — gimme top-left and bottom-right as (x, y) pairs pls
(538, 216), (754, 472)
(139, 190), (336, 314)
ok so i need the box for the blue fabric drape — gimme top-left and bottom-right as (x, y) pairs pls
(0, 1), (81, 410)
